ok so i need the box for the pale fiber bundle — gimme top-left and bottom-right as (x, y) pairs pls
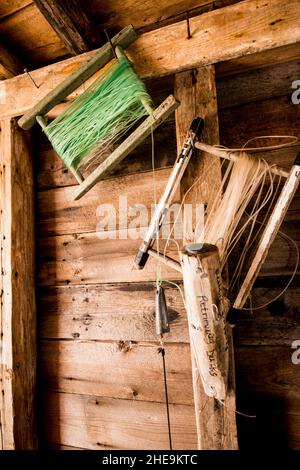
(43, 55), (152, 172)
(197, 153), (277, 285)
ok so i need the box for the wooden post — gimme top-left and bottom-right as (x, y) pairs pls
(180, 244), (229, 400)
(175, 66), (238, 449)
(0, 119), (37, 449)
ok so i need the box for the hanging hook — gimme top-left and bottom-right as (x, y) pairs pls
(104, 29), (118, 60)
(186, 11), (192, 39)
(24, 68), (40, 89)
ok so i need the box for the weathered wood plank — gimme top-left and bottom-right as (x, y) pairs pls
(47, 443), (86, 450)
(0, 1), (31, 19)
(217, 60), (300, 109)
(236, 346), (300, 412)
(33, 0), (100, 55)
(38, 283), (188, 342)
(1, 0), (300, 120)
(0, 1), (237, 64)
(175, 68), (222, 242)
(44, 391), (197, 449)
(89, 0), (239, 34)
(220, 96), (300, 148)
(0, 119), (37, 449)
(216, 42), (300, 77)
(129, 0), (300, 78)
(38, 283), (300, 346)
(234, 287), (300, 346)
(36, 211), (298, 288)
(40, 341), (193, 405)
(37, 231), (182, 286)
(35, 126), (300, 192)
(35, 138), (300, 194)
(37, 168), (174, 237)
(0, 3), (67, 66)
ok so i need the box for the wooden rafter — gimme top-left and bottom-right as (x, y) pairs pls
(33, 0), (101, 55)
(0, 43), (24, 79)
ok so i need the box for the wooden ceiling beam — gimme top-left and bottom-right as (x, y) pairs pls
(33, 0), (100, 55)
(1, 0), (300, 119)
(0, 43), (24, 79)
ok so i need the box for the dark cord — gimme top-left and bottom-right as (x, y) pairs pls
(158, 343), (172, 450)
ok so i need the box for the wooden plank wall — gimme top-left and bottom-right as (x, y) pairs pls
(36, 60), (300, 449)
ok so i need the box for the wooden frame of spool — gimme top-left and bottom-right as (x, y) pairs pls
(18, 25), (179, 200)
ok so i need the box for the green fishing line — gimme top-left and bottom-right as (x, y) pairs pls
(44, 55), (152, 171)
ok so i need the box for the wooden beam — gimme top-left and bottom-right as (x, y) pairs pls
(33, 0), (100, 55)
(175, 66), (238, 449)
(0, 43), (24, 79)
(1, 0), (299, 120)
(0, 119), (37, 449)
(129, 0), (300, 79)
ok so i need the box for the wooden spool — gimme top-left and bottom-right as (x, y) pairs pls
(18, 25), (179, 200)
(180, 243), (229, 400)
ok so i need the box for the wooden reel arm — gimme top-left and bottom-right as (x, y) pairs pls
(150, 147), (300, 313)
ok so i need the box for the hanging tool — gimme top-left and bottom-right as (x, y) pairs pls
(134, 116), (204, 269)
(155, 284), (172, 449)
(155, 284), (170, 336)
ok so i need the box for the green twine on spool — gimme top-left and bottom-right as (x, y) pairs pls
(43, 54), (153, 172)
